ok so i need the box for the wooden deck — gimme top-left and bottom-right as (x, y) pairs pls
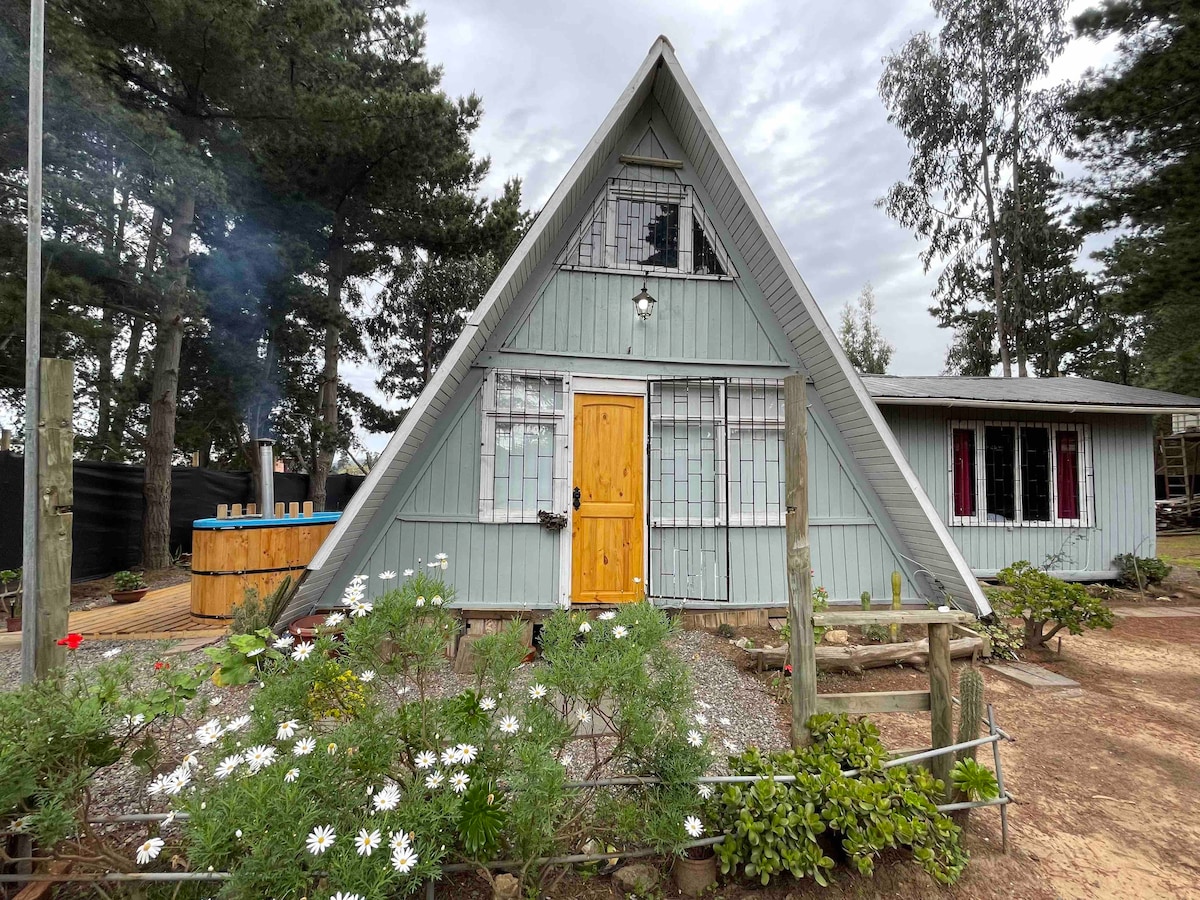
(0, 582), (227, 649)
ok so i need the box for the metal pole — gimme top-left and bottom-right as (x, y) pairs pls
(20, 0), (45, 685)
(988, 703), (1010, 852)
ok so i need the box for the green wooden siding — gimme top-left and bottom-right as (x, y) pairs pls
(504, 271), (783, 364)
(883, 406), (1155, 577)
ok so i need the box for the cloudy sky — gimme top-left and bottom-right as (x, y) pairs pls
(348, 0), (1110, 452)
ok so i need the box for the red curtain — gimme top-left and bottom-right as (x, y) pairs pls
(1056, 431), (1079, 519)
(952, 429), (975, 517)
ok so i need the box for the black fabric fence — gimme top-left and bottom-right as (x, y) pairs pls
(0, 453), (363, 581)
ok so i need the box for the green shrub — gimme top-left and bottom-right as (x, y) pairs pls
(994, 561), (1115, 649)
(1113, 554), (1172, 591)
(112, 570), (147, 592)
(950, 758), (999, 802)
(970, 603), (1024, 660)
(714, 714), (967, 888)
(230, 576), (294, 633)
(715, 622), (737, 639)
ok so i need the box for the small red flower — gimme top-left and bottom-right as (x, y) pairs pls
(153, 660), (170, 671)
(783, 664), (793, 676)
(56, 633), (83, 650)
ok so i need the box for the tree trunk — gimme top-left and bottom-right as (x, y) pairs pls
(91, 183), (132, 459)
(309, 217), (346, 511)
(421, 302), (435, 385)
(978, 41), (1012, 377)
(111, 207), (163, 454)
(1024, 619), (1045, 650)
(1011, 70), (1028, 378)
(141, 191), (195, 570)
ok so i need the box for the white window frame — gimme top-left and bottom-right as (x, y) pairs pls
(600, 182), (735, 277)
(948, 420), (1093, 528)
(478, 370), (569, 524)
(726, 379), (785, 527)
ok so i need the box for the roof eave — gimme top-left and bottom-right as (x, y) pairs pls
(871, 396), (1200, 415)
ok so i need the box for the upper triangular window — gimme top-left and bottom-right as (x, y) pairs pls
(558, 178), (735, 277)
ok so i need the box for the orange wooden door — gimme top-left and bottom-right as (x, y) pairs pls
(571, 394), (644, 603)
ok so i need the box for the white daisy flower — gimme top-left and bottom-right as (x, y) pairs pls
(123, 713), (146, 728)
(373, 784), (401, 812)
(323, 612), (346, 627)
(598, 611), (616, 621)
(161, 810), (177, 827)
(612, 625), (628, 639)
(415, 596), (425, 607)
(276, 720), (298, 740)
(719, 717), (732, 726)
(695, 713), (709, 726)
(561, 753), (573, 767)
(391, 844), (418, 873)
(306, 825), (336, 855)
(359, 670), (375, 683)
(435, 552), (448, 569)
(578, 620), (592, 633)
(293, 737), (316, 756)
(11, 815), (32, 833)
(686, 730), (704, 748)
(348, 599), (373, 618)
(414, 750), (437, 770)
(457, 744), (478, 764)
(179, 751), (200, 769)
(225, 714), (251, 733)
(427, 561), (438, 569)
(272, 634), (295, 649)
(284, 768), (300, 783)
(146, 774), (170, 795)
(498, 715), (519, 735)
(529, 683), (548, 700)
(479, 696), (496, 711)
(430, 595), (443, 607)
(684, 816), (704, 838)
(246, 646), (265, 658)
(403, 569), (414, 577)
(724, 740), (739, 753)
(135, 836), (164, 865)
(449, 771), (470, 794)
(331, 893), (363, 900)
(354, 828), (382, 857)
(245, 745), (277, 772)
(698, 783), (714, 799)
(163, 768), (190, 795)
(214, 755), (242, 779)
(208, 696), (222, 706)
(102, 648), (122, 658)
(575, 708), (592, 725)
(440, 746), (462, 766)
(378, 570), (398, 581)
(291, 642), (314, 662)
(389, 831), (410, 851)
(326, 742), (339, 755)
(425, 770), (444, 790)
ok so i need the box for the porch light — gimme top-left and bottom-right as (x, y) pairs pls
(632, 274), (656, 320)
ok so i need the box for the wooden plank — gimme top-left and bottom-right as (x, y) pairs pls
(816, 690), (931, 715)
(927, 622), (953, 792)
(985, 661), (1081, 690)
(274, 502), (285, 517)
(35, 358), (74, 679)
(785, 374), (815, 748)
(303, 500), (314, 517)
(217, 504), (229, 519)
(289, 502), (300, 518)
(814, 609), (976, 627)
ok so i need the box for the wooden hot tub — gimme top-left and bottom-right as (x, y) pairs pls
(190, 511), (340, 618)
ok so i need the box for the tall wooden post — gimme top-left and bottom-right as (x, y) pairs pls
(34, 358), (73, 678)
(927, 621), (953, 792)
(889, 571), (902, 643)
(784, 374), (815, 748)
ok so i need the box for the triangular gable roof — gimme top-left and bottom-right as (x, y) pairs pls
(281, 36), (990, 623)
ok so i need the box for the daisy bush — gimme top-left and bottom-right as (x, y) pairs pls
(158, 567), (710, 898)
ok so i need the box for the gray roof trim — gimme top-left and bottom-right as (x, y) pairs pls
(863, 375), (1200, 411)
(872, 397), (1200, 415)
(284, 37), (992, 622)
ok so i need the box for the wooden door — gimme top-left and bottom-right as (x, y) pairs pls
(571, 394), (644, 603)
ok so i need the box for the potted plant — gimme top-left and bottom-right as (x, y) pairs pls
(1, 569), (21, 632)
(111, 570), (149, 604)
(672, 842), (717, 897)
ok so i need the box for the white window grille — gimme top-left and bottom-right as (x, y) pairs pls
(948, 420), (1093, 528)
(479, 371), (568, 523)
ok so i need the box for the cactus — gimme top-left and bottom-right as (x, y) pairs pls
(860, 591), (872, 637)
(955, 666), (985, 763)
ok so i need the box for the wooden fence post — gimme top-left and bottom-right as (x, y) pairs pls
(889, 571), (902, 643)
(927, 621), (953, 792)
(35, 358), (73, 679)
(784, 374), (815, 748)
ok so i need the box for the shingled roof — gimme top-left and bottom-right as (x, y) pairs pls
(863, 376), (1200, 412)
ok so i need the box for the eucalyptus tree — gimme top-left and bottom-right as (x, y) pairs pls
(879, 0), (1069, 376)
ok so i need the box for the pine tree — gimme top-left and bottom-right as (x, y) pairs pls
(838, 283), (895, 374)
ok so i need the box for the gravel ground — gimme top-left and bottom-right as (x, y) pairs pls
(0, 624), (790, 817)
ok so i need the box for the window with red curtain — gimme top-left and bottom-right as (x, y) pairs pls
(952, 428), (976, 518)
(1056, 431), (1080, 519)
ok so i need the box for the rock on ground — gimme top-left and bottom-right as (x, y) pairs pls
(613, 862), (658, 894)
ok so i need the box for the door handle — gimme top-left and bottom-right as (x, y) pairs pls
(572, 486), (581, 510)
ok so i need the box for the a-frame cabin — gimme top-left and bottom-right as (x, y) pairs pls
(280, 36), (989, 624)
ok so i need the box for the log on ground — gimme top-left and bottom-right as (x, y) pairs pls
(746, 636), (983, 675)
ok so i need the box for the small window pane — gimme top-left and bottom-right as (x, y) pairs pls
(729, 426), (784, 523)
(952, 428), (976, 518)
(984, 426), (1016, 522)
(1020, 427), (1051, 522)
(650, 422), (719, 522)
(692, 217), (725, 275)
(493, 421), (555, 516)
(651, 381), (719, 420)
(616, 198), (679, 268)
(727, 384), (783, 422)
(494, 373), (563, 413)
(1056, 431), (1080, 519)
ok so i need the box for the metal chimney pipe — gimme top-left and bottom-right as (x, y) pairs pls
(257, 439), (275, 517)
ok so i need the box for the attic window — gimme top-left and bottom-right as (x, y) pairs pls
(560, 179), (734, 277)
